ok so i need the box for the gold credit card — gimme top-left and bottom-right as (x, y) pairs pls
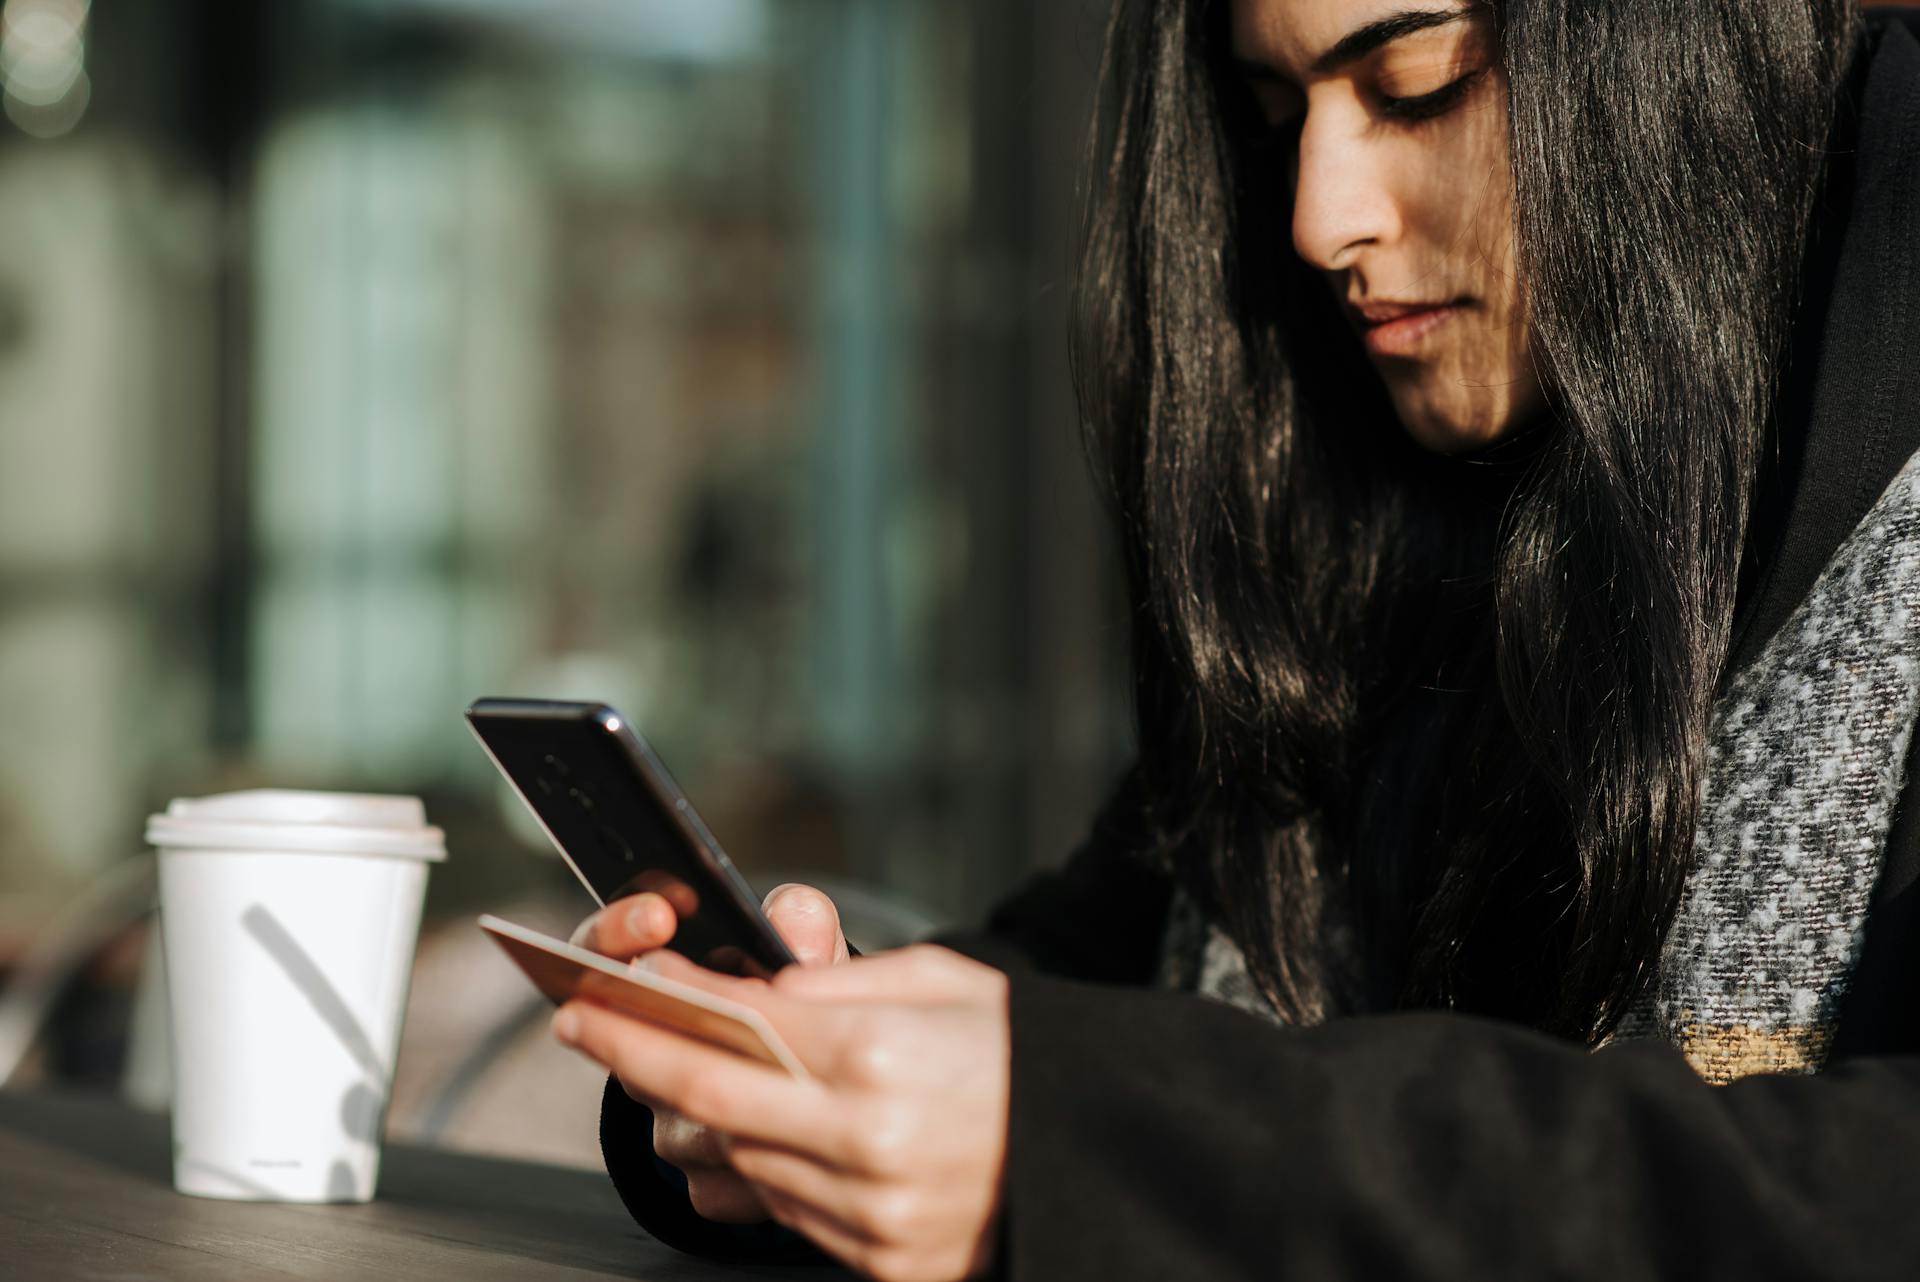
(477, 914), (809, 1079)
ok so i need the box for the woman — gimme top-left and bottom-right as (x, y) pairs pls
(554, 1), (1920, 1278)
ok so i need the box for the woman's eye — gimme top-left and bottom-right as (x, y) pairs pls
(1378, 69), (1483, 122)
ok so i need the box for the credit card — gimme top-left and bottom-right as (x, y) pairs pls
(477, 914), (809, 1079)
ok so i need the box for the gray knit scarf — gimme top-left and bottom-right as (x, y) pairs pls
(1157, 442), (1920, 1084)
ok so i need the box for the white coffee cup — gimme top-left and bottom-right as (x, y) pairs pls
(146, 790), (446, 1202)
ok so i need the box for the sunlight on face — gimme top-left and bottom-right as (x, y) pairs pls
(1228, 0), (1544, 453)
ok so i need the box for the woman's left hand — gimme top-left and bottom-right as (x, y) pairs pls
(551, 943), (1010, 1282)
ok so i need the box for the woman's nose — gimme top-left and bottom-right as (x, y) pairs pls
(1290, 126), (1400, 273)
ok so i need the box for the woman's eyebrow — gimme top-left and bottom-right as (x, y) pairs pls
(1312, 9), (1471, 74)
(1232, 9), (1473, 82)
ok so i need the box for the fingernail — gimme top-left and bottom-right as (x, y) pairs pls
(634, 952), (666, 974)
(552, 1008), (581, 1044)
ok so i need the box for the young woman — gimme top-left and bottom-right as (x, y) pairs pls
(553, 1), (1920, 1278)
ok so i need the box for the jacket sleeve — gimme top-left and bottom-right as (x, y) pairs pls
(928, 961), (1920, 1281)
(606, 773), (1920, 1281)
(929, 793), (1920, 1281)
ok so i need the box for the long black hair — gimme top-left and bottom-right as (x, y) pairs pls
(1074, 0), (1857, 1040)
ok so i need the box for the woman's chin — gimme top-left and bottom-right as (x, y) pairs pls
(1390, 386), (1538, 456)
(1396, 408), (1507, 455)
(1387, 367), (1548, 455)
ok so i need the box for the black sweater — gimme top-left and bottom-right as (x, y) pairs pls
(600, 10), (1920, 1278)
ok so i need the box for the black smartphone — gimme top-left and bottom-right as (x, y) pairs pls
(464, 698), (797, 978)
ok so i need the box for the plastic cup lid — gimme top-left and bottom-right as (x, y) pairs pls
(145, 789), (447, 862)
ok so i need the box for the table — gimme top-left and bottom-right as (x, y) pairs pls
(0, 1090), (854, 1281)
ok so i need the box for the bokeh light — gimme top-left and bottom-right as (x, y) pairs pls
(1, 0), (88, 139)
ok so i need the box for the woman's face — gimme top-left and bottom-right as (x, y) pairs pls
(1229, 0), (1544, 453)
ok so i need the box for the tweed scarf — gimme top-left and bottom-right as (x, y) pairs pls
(1156, 442), (1920, 1084)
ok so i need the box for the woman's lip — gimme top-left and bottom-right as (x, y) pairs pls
(1362, 301), (1464, 357)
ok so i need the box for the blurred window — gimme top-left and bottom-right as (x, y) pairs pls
(0, 0), (1125, 950)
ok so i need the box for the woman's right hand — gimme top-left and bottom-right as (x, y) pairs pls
(570, 882), (851, 1224)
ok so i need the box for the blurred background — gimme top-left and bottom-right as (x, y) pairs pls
(0, 0), (1130, 1165)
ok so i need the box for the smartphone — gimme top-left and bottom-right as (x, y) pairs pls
(464, 698), (797, 978)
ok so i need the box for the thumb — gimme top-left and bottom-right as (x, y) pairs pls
(762, 883), (847, 967)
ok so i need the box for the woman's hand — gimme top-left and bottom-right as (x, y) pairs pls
(553, 943), (1010, 1282)
(569, 882), (851, 1223)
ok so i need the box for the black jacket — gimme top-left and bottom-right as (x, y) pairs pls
(600, 10), (1920, 1278)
